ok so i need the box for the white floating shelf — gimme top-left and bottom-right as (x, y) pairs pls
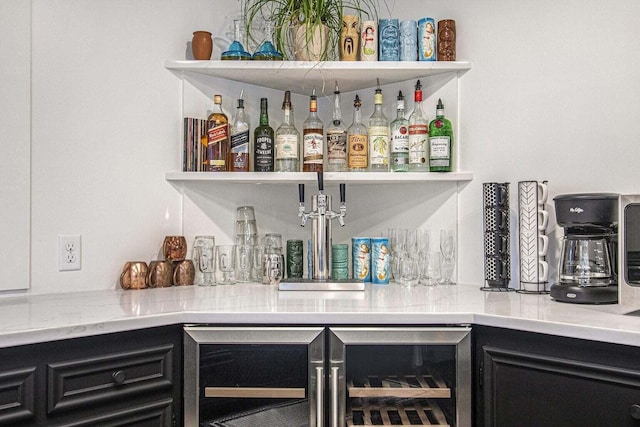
(165, 171), (473, 185)
(164, 60), (472, 95)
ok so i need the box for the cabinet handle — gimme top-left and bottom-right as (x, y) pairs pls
(111, 370), (126, 385)
(331, 366), (339, 427)
(631, 404), (640, 420)
(316, 366), (323, 427)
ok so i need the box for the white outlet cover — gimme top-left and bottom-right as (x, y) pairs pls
(58, 235), (81, 271)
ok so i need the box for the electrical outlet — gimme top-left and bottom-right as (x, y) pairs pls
(58, 235), (81, 271)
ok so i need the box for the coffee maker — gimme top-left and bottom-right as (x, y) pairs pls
(550, 193), (619, 304)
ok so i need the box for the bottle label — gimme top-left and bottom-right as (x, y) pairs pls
(255, 135), (274, 170)
(408, 124), (428, 165)
(369, 126), (389, 165)
(429, 136), (451, 166)
(276, 134), (299, 160)
(348, 134), (368, 169)
(391, 126), (409, 153)
(230, 130), (249, 153)
(303, 132), (323, 164)
(327, 131), (347, 163)
(207, 123), (228, 170)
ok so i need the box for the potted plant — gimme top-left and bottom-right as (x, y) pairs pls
(243, 0), (379, 61)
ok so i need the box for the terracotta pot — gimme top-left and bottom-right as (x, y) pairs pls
(291, 24), (328, 61)
(192, 31), (213, 60)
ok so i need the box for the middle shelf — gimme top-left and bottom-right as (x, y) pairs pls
(165, 171), (473, 185)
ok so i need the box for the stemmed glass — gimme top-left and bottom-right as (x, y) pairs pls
(193, 236), (215, 286)
(388, 228), (407, 282)
(216, 245), (237, 285)
(416, 230), (432, 285)
(440, 229), (456, 285)
(398, 229), (419, 287)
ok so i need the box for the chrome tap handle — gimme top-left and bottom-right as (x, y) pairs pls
(298, 184), (308, 226)
(337, 183), (346, 226)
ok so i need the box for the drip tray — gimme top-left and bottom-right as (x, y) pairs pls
(279, 278), (365, 291)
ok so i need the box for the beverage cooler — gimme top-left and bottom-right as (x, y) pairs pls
(184, 326), (471, 427)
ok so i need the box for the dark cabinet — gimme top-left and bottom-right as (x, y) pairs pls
(0, 325), (182, 427)
(474, 325), (640, 427)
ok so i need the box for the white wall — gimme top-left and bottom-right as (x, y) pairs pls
(20, 0), (640, 293)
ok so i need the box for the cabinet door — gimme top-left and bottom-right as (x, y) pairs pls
(475, 326), (640, 427)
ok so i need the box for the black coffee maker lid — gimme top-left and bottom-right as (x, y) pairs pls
(554, 193), (619, 230)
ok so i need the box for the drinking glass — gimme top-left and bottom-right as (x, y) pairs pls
(193, 235), (216, 286)
(398, 253), (419, 287)
(440, 229), (456, 285)
(263, 233), (283, 254)
(235, 206), (258, 246)
(252, 244), (266, 282)
(216, 245), (237, 285)
(236, 244), (253, 282)
(388, 228), (407, 281)
(416, 229), (431, 285)
(424, 251), (441, 286)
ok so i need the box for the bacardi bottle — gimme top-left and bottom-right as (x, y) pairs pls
(389, 90), (409, 172)
(347, 95), (368, 172)
(275, 91), (300, 172)
(408, 80), (429, 171)
(428, 98), (453, 172)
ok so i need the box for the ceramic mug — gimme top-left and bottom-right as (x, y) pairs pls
(148, 260), (173, 288)
(538, 209), (549, 231)
(120, 261), (148, 290)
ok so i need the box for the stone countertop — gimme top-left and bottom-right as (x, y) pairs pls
(1, 283), (639, 348)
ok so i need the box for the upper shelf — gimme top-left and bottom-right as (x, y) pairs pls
(166, 171), (473, 185)
(164, 60), (472, 95)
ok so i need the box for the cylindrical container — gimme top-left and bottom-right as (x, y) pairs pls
(192, 31), (213, 60)
(262, 253), (284, 286)
(399, 20), (417, 61)
(417, 18), (436, 61)
(437, 19), (456, 61)
(352, 237), (371, 282)
(371, 237), (390, 285)
(378, 19), (399, 61)
(331, 243), (349, 280)
(360, 20), (378, 61)
(286, 239), (304, 278)
(340, 15), (360, 61)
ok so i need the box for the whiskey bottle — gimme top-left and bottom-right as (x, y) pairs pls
(207, 94), (229, 171)
(408, 80), (429, 172)
(303, 88), (324, 172)
(326, 82), (347, 172)
(428, 98), (453, 172)
(253, 98), (275, 172)
(347, 94), (368, 172)
(275, 91), (300, 172)
(228, 94), (250, 171)
(389, 90), (409, 172)
(368, 81), (389, 171)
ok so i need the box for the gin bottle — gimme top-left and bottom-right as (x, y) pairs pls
(408, 80), (429, 171)
(368, 82), (389, 171)
(389, 91), (409, 172)
(326, 82), (347, 172)
(429, 98), (454, 172)
(303, 88), (324, 172)
(275, 91), (300, 172)
(229, 93), (250, 171)
(253, 98), (274, 172)
(347, 95), (368, 171)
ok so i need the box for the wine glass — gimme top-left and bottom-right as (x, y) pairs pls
(193, 236), (216, 286)
(416, 229), (431, 285)
(439, 229), (456, 285)
(216, 245), (237, 285)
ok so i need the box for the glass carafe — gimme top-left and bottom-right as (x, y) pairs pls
(559, 236), (613, 286)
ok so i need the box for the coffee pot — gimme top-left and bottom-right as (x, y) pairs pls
(551, 193), (619, 304)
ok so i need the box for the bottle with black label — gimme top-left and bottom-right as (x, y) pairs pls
(229, 93), (250, 171)
(253, 98), (274, 172)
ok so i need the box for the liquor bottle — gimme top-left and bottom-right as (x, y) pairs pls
(347, 94), (368, 172)
(408, 80), (429, 172)
(389, 90), (409, 172)
(253, 98), (275, 172)
(207, 94), (229, 171)
(228, 93), (250, 171)
(326, 82), (347, 172)
(429, 98), (454, 172)
(275, 91), (300, 172)
(368, 81), (389, 171)
(303, 88), (324, 172)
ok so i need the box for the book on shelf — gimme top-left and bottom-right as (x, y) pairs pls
(183, 117), (210, 172)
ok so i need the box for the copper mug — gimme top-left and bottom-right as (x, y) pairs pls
(163, 236), (187, 261)
(148, 260), (173, 288)
(173, 260), (195, 286)
(120, 261), (149, 290)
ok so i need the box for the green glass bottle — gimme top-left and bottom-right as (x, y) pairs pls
(254, 98), (275, 172)
(428, 98), (453, 172)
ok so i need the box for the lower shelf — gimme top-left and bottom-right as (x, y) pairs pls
(348, 401), (449, 426)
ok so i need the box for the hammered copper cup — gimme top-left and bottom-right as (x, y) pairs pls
(120, 261), (149, 290)
(173, 259), (195, 286)
(148, 260), (173, 288)
(163, 236), (187, 261)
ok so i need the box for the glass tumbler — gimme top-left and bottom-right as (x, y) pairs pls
(440, 229), (456, 285)
(193, 235), (216, 286)
(236, 244), (253, 282)
(216, 245), (237, 285)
